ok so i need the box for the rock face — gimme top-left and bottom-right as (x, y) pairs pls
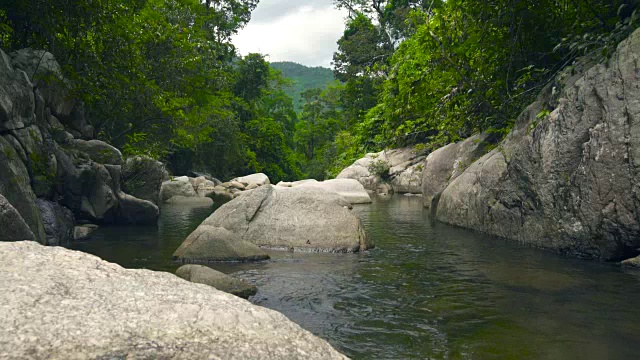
(0, 194), (35, 241)
(202, 185), (372, 253)
(35, 198), (74, 246)
(422, 133), (493, 209)
(175, 264), (258, 299)
(173, 225), (270, 263)
(0, 135), (46, 243)
(337, 147), (427, 193)
(1, 47), (164, 241)
(0, 241), (347, 359)
(436, 28), (640, 261)
(296, 178), (372, 204)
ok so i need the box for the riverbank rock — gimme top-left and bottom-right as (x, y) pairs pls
(202, 185), (372, 253)
(0, 49), (34, 132)
(175, 264), (258, 299)
(422, 133), (493, 209)
(0, 136), (46, 243)
(297, 178), (372, 204)
(68, 139), (123, 165)
(173, 225), (269, 263)
(160, 179), (197, 203)
(35, 198), (74, 246)
(73, 224), (98, 240)
(233, 172), (270, 186)
(121, 156), (169, 205)
(621, 255), (640, 268)
(0, 241), (347, 359)
(436, 28), (640, 261)
(0, 194), (35, 241)
(337, 147), (427, 193)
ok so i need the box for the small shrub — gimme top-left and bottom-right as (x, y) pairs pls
(368, 159), (390, 179)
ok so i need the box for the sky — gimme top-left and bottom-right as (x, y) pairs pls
(231, 0), (348, 68)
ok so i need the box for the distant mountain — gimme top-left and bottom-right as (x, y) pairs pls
(270, 62), (336, 112)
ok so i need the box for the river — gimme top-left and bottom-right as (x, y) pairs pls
(71, 195), (640, 359)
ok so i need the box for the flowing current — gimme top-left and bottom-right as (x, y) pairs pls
(71, 195), (640, 359)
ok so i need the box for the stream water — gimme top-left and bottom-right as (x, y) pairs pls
(71, 195), (640, 359)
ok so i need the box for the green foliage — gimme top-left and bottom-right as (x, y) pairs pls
(270, 62), (336, 111)
(368, 159), (390, 180)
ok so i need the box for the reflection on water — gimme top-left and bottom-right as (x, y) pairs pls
(71, 195), (640, 359)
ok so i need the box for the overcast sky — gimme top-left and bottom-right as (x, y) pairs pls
(232, 0), (348, 68)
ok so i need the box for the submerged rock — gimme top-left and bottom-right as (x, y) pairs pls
(173, 225), (269, 263)
(202, 185), (372, 253)
(175, 264), (258, 299)
(73, 224), (98, 240)
(0, 241), (347, 359)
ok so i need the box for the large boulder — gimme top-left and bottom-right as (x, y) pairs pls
(121, 156), (169, 205)
(0, 194), (35, 241)
(202, 185), (372, 253)
(0, 49), (34, 132)
(174, 225), (269, 263)
(337, 147), (427, 193)
(175, 264), (258, 299)
(105, 164), (159, 225)
(233, 173), (270, 186)
(422, 133), (493, 209)
(9, 125), (57, 197)
(436, 28), (640, 261)
(0, 241), (347, 359)
(68, 139), (123, 165)
(296, 178), (372, 204)
(0, 136), (45, 243)
(159, 179), (197, 203)
(35, 198), (74, 246)
(203, 185), (235, 205)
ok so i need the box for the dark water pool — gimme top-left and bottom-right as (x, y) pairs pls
(71, 195), (640, 359)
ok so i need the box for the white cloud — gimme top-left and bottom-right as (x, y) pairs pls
(232, 1), (347, 68)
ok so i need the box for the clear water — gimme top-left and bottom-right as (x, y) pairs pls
(71, 196), (640, 359)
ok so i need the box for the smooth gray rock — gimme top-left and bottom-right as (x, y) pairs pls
(204, 186), (235, 205)
(297, 178), (372, 204)
(0, 49), (34, 132)
(10, 125), (57, 197)
(422, 133), (492, 209)
(121, 156), (169, 205)
(73, 224), (98, 240)
(437, 28), (640, 261)
(174, 225), (269, 263)
(203, 185), (372, 253)
(35, 198), (74, 246)
(69, 139), (123, 165)
(0, 194), (35, 241)
(337, 147), (427, 193)
(0, 241), (347, 359)
(175, 264), (258, 299)
(160, 179), (197, 203)
(0, 136), (45, 243)
(621, 255), (640, 268)
(233, 173), (270, 186)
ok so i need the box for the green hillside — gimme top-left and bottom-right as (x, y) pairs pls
(270, 61), (335, 111)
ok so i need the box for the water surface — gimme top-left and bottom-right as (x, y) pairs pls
(71, 195), (640, 359)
